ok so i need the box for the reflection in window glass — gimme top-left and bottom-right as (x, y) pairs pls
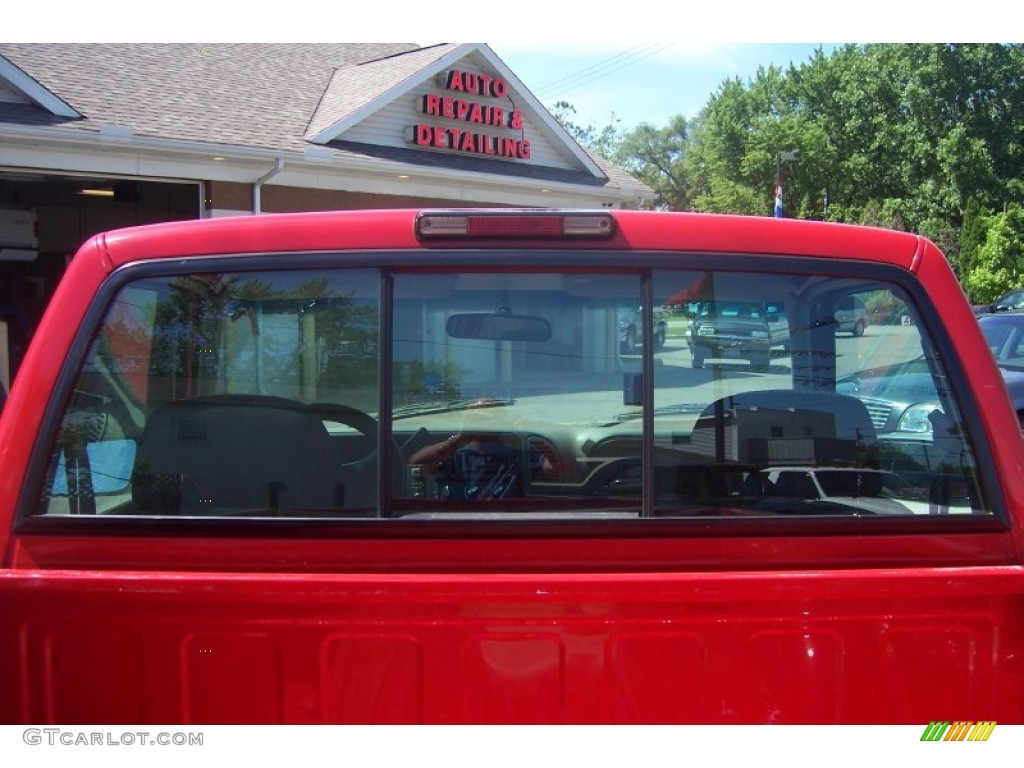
(651, 270), (987, 516)
(31, 262), (993, 522)
(392, 272), (643, 508)
(38, 269), (381, 516)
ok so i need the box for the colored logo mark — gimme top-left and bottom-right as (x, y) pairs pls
(920, 721), (996, 741)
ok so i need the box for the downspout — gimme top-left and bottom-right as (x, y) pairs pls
(253, 159), (284, 214)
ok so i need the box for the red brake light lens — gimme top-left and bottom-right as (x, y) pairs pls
(415, 211), (615, 240)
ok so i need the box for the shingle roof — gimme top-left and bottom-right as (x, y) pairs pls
(0, 43), (421, 151)
(306, 44), (460, 139)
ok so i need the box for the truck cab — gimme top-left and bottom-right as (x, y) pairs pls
(1, 209), (1022, 725)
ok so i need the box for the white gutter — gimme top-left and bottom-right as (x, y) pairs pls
(253, 159), (284, 214)
(0, 124), (658, 204)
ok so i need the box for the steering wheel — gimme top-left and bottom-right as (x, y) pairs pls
(306, 402), (406, 505)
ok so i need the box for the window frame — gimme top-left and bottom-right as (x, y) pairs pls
(14, 249), (1010, 539)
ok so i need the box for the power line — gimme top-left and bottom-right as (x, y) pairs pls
(533, 44), (660, 93)
(533, 44), (668, 98)
(532, 44), (676, 101)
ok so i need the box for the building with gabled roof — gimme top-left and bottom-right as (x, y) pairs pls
(0, 43), (656, 384)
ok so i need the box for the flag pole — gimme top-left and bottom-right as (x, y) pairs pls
(774, 151), (798, 218)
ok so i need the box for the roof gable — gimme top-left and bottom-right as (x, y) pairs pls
(306, 44), (461, 139)
(0, 55), (80, 117)
(308, 43), (605, 179)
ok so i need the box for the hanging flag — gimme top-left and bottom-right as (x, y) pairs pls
(774, 183), (784, 218)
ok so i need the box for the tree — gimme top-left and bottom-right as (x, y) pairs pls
(963, 206), (1024, 303)
(685, 64), (822, 216)
(957, 197), (989, 280)
(672, 44), (1024, 241)
(548, 100), (624, 160)
(553, 42), (1024, 295)
(612, 116), (691, 210)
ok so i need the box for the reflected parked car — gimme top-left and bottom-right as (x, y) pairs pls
(837, 356), (944, 439)
(686, 299), (789, 370)
(973, 287), (1024, 316)
(619, 305), (667, 354)
(838, 314), (1024, 437)
(759, 466), (934, 515)
(834, 294), (868, 336)
(978, 311), (1024, 428)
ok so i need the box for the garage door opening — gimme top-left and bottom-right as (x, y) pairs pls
(0, 173), (200, 388)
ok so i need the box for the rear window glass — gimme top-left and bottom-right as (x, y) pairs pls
(31, 259), (992, 524)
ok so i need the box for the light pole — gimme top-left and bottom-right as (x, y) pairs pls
(774, 151), (799, 218)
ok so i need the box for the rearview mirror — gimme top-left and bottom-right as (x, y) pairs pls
(446, 313), (552, 342)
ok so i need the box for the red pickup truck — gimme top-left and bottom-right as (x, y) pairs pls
(1, 208), (1022, 724)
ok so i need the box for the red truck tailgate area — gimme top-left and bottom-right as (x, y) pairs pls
(2, 567), (1023, 724)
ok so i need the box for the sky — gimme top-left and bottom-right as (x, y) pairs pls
(490, 43), (840, 132)
(6, 1), (1003, 139)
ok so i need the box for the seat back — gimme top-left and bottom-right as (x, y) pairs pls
(689, 389), (879, 469)
(772, 470), (819, 499)
(132, 397), (346, 515)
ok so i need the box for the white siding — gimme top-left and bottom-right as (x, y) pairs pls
(342, 54), (586, 174)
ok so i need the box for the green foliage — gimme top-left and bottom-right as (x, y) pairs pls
(862, 290), (909, 327)
(957, 197), (989, 279)
(549, 100), (625, 160)
(964, 205), (1024, 303)
(611, 116), (691, 210)
(549, 44), (1024, 298)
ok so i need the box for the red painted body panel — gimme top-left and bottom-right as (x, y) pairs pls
(2, 209), (1023, 724)
(93, 208), (923, 265)
(1, 568), (1023, 724)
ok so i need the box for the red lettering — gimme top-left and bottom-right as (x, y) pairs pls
(492, 106), (505, 127)
(411, 121), (527, 161)
(508, 110), (523, 130)
(443, 69), (509, 98)
(446, 70), (464, 92)
(456, 99), (470, 120)
(441, 97), (455, 119)
(468, 103), (483, 124)
(422, 93), (440, 116)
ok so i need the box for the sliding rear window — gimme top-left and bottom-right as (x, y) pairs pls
(26, 256), (998, 528)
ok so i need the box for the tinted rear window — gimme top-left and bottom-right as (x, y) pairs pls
(28, 256), (994, 526)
